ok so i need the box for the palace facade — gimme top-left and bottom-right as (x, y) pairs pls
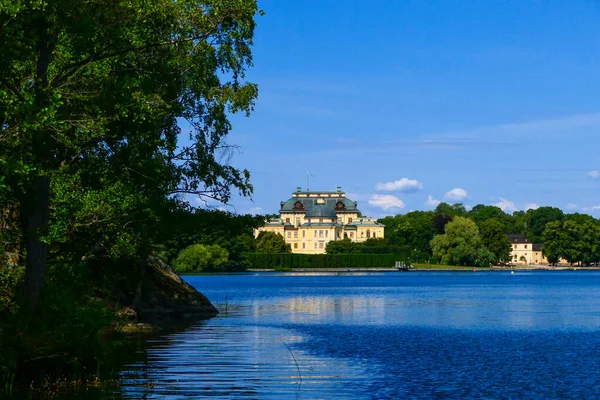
(254, 187), (385, 254)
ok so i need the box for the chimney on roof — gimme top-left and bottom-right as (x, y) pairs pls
(336, 186), (342, 192)
(296, 187), (302, 192)
(280, 201), (284, 209)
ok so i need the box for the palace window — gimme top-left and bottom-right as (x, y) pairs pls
(367, 230), (370, 238)
(294, 232), (298, 238)
(325, 230), (328, 238)
(319, 242), (324, 249)
(286, 218), (290, 224)
(314, 242), (317, 249)
(344, 233), (348, 239)
(314, 231), (317, 238)
(294, 243), (298, 249)
(287, 232), (291, 238)
(319, 230), (324, 237)
(524, 245), (528, 249)
(348, 218), (353, 223)
(361, 232), (364, 238)
(303, 243), (305, 249)
(303, 231), (306, 238)
(373, 232), (376, 238)
(350, 232), (354, 238)
(320, 218), (323, 223)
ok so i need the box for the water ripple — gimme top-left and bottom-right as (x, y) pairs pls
(90, 272), (600, 399)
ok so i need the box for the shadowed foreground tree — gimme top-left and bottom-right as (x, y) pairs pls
(0, 0), (261, 311)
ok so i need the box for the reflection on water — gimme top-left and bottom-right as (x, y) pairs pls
(90, 272), (600, 398)
(118, 325), (368, 399)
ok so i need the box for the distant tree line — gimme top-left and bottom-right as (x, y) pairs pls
(170, 202), (600, 273)
(378, 202), (600, 267)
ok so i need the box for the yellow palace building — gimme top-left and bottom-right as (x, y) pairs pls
(254, 187), (385, 254)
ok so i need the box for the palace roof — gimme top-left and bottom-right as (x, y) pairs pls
(280, 196), (358, 213)
(346, 218), (384, 227)
(305, 204), (337, 219)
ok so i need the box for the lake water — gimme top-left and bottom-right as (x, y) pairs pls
(101, 271), (600, 398)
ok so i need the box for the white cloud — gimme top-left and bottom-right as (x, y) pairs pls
(368, 194), (405, 210)
(247, 207), (263, 215)
(465, 204), (473, 212)
(525, 203), (539, 210)
(425, 195), (441, 208)
(493, 198), (517, 212)
(375, 178), (423, 193)
(565, 203), (579, 210)
(583, 205), (600, 212)
(588, 170), (600, 179)
(444, 188), (468, 202)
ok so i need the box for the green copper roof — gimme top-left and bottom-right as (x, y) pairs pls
(346, 219), (384, 227)
(280, 196), (358, 212)
(305, 204), (337, 219)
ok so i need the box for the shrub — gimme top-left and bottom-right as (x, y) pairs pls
(172, 244), (229, 273)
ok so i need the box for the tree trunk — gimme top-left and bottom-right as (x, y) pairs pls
(132, 258), (147, 322)
(23, 175), (51, 312)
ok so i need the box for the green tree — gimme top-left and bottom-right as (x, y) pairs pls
(475, 247), (497, 268)
(0, 0), (260, 308)
(380, 211), (436, 255)
(468, 204), (514, 231)
(360, 238), (401, 254)
(326, 239), (359, 254)
(173, 244), (229, 273)
(580, 220), (600, 265)
(526, 206), (565, 243)
(562, 220), (584, 265)
(468, 205), (505, 225)
(430, 216), (492, 266)
(479, 218), (511, 262)
(510, 210), (528, 235)
(435, 202), (467, 218)
(541, 221), (565, 265)
(256, 232), (291, 253)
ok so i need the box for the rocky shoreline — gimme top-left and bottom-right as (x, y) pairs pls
(111, 256), (218, 332)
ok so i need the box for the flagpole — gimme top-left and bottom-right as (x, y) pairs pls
(306, 171), (309, 191)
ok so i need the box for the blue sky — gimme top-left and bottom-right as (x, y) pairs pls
(192, 1), (600, 217)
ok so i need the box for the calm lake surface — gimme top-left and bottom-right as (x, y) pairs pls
(101, 271), (600, 398)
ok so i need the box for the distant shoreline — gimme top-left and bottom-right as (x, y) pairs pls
(247, 266), (597, 273)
